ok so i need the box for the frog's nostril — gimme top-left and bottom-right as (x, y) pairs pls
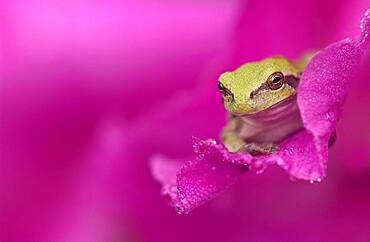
(225, 96), (234, 103)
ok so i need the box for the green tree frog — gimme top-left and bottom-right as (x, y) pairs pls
(218, 55), (313, 155)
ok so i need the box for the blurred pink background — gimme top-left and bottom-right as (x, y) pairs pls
(0, 0), (369, 242)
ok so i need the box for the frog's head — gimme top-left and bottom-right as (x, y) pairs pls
(218, 56), (300, 115)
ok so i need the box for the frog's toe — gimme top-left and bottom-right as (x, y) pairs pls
(238, 142), (278, 156)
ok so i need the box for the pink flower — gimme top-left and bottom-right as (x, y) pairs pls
(1, 0), (370, 241)
(151, 9), (370, 214)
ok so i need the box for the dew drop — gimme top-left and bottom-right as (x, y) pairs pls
(256, 169), (264, 175)
(288, 148), (294, 155)
(325, 111), (335, 122)
(344, 37), (352, 43)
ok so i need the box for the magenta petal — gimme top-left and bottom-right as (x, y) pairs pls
(276, 130), (325, 181)
(177, 138), (250, 214)
(150, 155), (183, 202)
(298, 9), (370, 143)
(291, 9), (370, 179)
(151, 138), (249, 214)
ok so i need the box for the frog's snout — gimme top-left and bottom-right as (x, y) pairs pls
(224, 100), (256, 115)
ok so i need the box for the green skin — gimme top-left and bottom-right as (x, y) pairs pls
(218, 55), (312, 155)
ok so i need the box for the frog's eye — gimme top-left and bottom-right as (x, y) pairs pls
(218, 82), (235, 102)
(217, 82), (224, 92)
(267, 72), (284, 90)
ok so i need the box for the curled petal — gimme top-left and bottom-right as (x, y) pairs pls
(151, 138), (249, 214)
(298, 11), (370, 138)
(293, 8), (370, 179)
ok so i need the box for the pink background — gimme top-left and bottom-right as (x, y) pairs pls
(0, 0), (369, 241)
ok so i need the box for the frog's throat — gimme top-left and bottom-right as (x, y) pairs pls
(240, 95), (302, 128)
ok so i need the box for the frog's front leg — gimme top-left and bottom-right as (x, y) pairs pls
(220, 117), (278, 155)
(220, 117), (246, 152)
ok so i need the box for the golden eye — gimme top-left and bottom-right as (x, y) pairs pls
(267, 72), (284, 90)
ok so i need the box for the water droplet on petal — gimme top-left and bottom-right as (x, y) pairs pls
(288, 148), (294, 155)
(256, 169), (263, 175)
(325, 111), (335, 122)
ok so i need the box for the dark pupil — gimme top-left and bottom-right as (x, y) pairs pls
(272, 76), (282, 83)
(218, 82), (224, 91)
